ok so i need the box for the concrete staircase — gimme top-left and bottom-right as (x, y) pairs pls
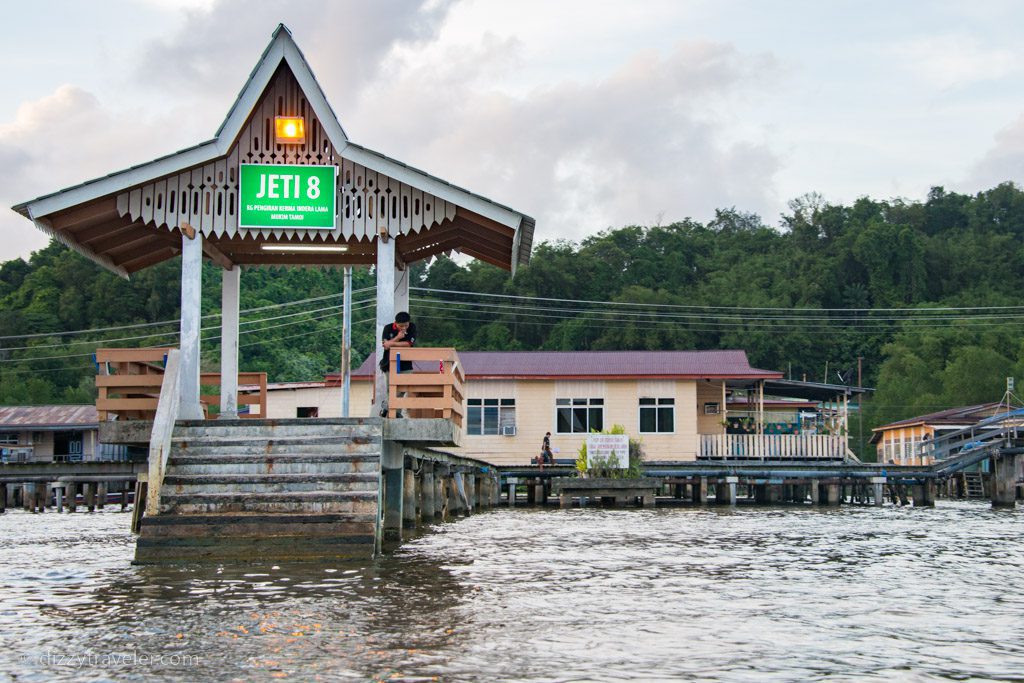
(134, 418), (382, 563)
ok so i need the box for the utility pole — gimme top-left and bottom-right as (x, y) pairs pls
(857, 355), (863, 459)
(341, 266), (352, 417)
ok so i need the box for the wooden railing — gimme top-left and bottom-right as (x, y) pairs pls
(95, 348), (267, 420)
(387, 347), (465, 426)
(700, 433), (848, 460)
(200, 372), (267, 419)
(96, 348), (174, 421)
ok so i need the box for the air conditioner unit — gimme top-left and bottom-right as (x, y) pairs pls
(704, 402), (720, 415)
(502, 425), (517, 437)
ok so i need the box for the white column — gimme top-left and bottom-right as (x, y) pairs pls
(220, 266), (240, 419)
(342, 266), (352, 417)
(374, 235), (396, 416)
(394, 262), (410, 315)
(179, 230), (204, 420)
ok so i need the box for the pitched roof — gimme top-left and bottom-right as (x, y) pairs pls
(12, 24), (534, 276)
(0, 405), (98, 429)
(351, 350), (782, 380)
(869, 402), (1005, 442)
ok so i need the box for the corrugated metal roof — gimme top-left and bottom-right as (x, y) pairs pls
(872, 402), (1003, 433)
(0, 405), (98, 429)
(352, 350), (781, 379)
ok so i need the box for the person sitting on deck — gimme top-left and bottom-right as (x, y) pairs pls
(379, 311), (417, 417)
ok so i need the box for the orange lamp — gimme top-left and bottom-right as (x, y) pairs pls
(274, 116), (306, 144)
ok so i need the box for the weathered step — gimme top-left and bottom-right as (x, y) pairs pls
(172, 422), (381, 441)
(161, 473), (379, 495)
(138, 512), (376, 539)
(160, 490), (378, 515)
(167, 457), (379, 476)
(170, 440), (382, 456)
(134, 534), (376, 564)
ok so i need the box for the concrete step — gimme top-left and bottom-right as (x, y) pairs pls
(172, 420), (381, 441)
(167, 458), (379, 476)
(161, 473), (379, 495)
(159, 490), (378, 515)
(170, 439), (382, 456)
(134, 532), (376, 563)
(138, 512), (376, 539)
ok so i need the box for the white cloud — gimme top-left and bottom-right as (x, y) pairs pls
(891, 34), (1019, 90)
(965, 113), (1024, 190)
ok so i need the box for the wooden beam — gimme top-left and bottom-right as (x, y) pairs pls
(86, 224), (151, 253)
(455, 206), (517, 237)
(51, 198), (120, 232)
(459, 246), (510, 271)
(120, 247), (179, 273)
(453, 229), (510, 262)
(201, 239), (234, 270)
(110, 237), (172, 267)
(453, 216), (514, 250)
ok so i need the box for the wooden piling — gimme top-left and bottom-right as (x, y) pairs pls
(35, 484), (47, 512)
(130, 480), (146, 534)
(693, 477), (708, 504)
(22, 484), (32, 512)
(97, 482), (108, 509)
(0, 483), (5, 514)
(466, 473), (477, 513)
(826, 483), (841, 506)
(66, 482), (77, 512)
(121, 482), (129, 511)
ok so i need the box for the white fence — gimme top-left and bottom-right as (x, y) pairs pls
(700, 433), (847, 460)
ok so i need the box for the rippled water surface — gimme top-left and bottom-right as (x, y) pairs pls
(1, 502), (1023, 682)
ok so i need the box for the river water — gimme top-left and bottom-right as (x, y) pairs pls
(1, 502), (1022, 682)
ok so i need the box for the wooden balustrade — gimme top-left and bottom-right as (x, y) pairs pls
(95, 348), (267, 421)
(387, 347), (465, 426)
(700, 433), (847, 460)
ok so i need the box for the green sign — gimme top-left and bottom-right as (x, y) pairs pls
(239, 163), (336, 229)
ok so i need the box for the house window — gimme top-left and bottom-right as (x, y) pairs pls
(467, 399), (515, 436)
(296, 407), (319, 418)
(556, 398), (604, 434)
(640, 398), (675, 433)
(703, 402), (720, 415)
(0, 432), (18, 445)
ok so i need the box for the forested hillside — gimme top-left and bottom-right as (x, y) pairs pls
(3, 182), (1024, 455)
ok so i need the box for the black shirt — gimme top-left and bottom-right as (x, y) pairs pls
(380, 322), (417, 372)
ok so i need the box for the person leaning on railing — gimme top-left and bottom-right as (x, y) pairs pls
(379, 311), (417, 417)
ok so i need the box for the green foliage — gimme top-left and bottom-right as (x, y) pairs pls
(3, 180), (1024, 461)
(575, 425), (645, 479)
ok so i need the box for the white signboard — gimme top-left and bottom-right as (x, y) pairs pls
(586, 434), (630, 469)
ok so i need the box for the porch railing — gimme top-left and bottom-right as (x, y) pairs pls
(700, 433), (847, 460)
(95, 348), (267, 421)
(387, 347), (465, 426)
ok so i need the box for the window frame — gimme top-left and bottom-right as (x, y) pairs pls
(555, 397), (605, 434)
(466, 398), (516, 436)
(638, 397), (676, 434)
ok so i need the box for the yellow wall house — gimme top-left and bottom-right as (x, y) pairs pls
(265, 350), (792, 466)
(870, 402), (1005, 466)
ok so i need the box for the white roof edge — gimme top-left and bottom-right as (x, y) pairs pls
(339, 143), (523, 229)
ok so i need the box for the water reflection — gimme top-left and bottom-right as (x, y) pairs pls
(1, 502), (1022, 681)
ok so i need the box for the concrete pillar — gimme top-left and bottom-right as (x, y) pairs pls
(448, 475), (461, 517)
(35, 484), (47, 512)
(871, 477), (886, 507)
(85, 482), (97, 512)
(508, 482), (516, 507)
(532, 481), (545, 506)
(673, 483), (683, 499)
(383, 468), (403, 540)
(0, 483), (5, 513)
(421, 464), (435, 521)
(726, 476), (738, 506)
(767, 485), (783, 504)
(66, 482), (77, 512)
(394, 261), (410, 317)
(373, 234), (396, 417)
(179, 228), (205, 420)
(466, 474), (477, 512)
(219, 265), (241, 418)
(22, 484), (32, 511)
(693, 477), (708, 504)
(434, 471), (445, 519)
(403, 468), (417, 528)
(810, 480), (820, 505)
(916, 480), (936, 507)
(54, 484), (63, 513)
(120, 481), (130, 511)
(97, 482), (107, 509)
(991, 453), (1019, 508)
(826, 483), (841, 506)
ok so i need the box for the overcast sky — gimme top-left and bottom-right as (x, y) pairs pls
(2, 0), (1023, 260)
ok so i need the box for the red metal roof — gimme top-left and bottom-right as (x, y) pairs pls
(350, 350), (781, 380)
(0, 405), (98, 429)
